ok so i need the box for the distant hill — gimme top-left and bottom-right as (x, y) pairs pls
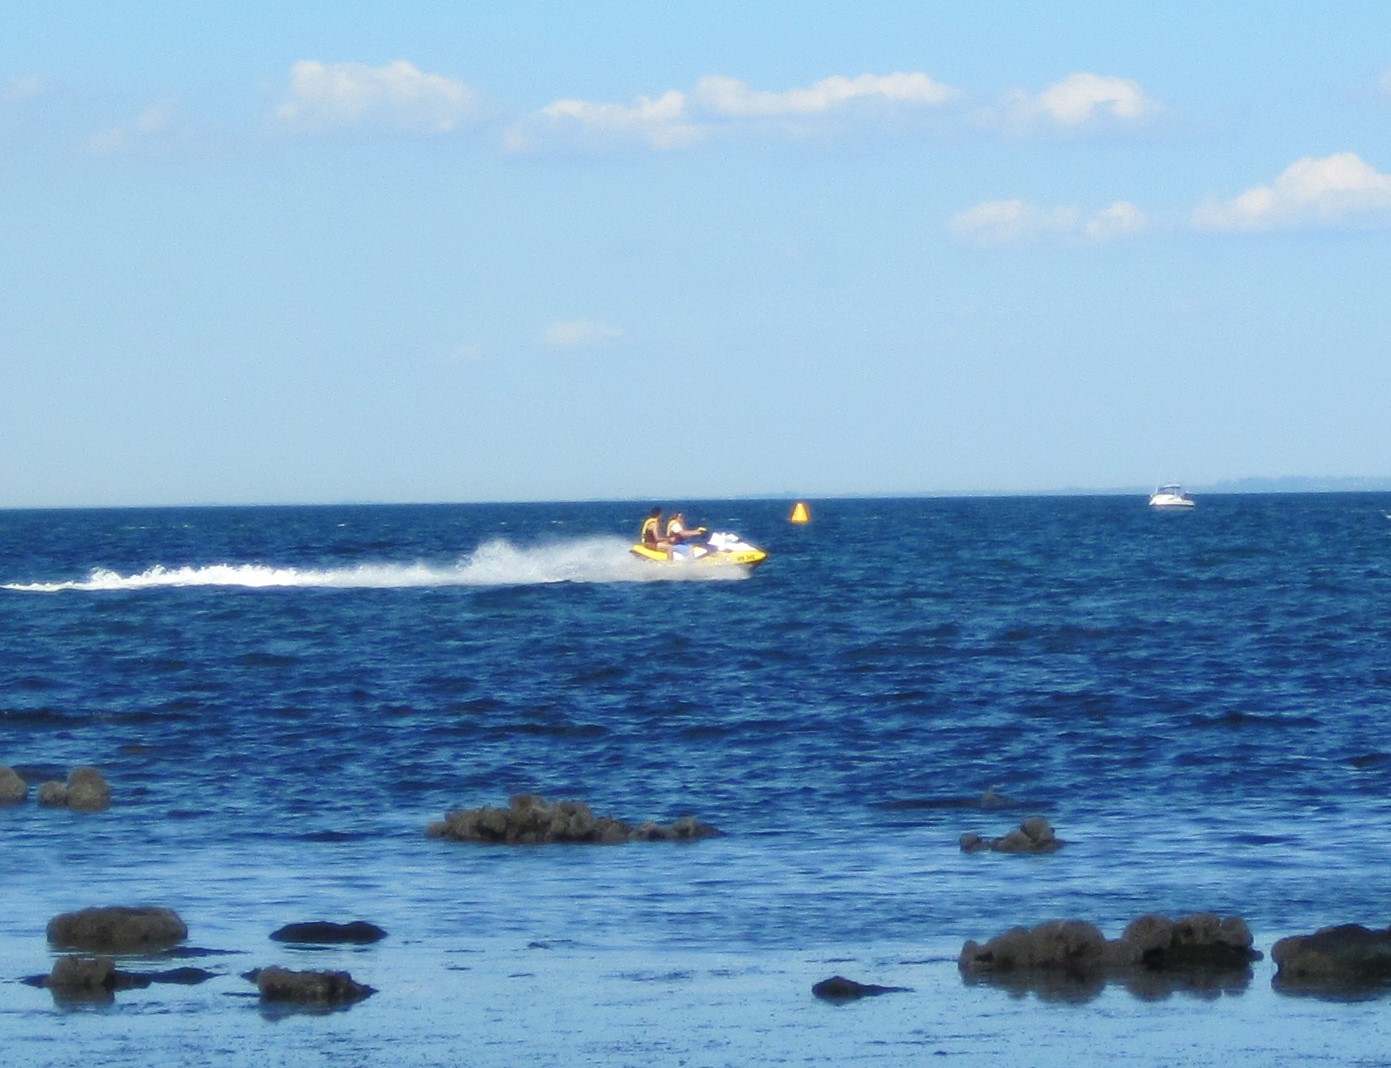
(1197, 476), (1391, 494)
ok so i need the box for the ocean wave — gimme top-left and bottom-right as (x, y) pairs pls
(1, 536), (749, 592)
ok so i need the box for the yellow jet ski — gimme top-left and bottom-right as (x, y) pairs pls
(630, 529), (768, 570)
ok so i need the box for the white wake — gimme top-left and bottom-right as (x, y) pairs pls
(2, 536), (749, 592)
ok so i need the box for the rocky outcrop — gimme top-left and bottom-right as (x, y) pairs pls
(1272, 924), (1391, 992)
(812, 975), (911, 1001)
(36, 767), (112, 812)
(27, 958), (216, 1000)
(1110, 913), (1258, 971)
(427, 794), (721, 845)
(0, 765), (28, 804)
(960, 919), (1108, 975)
(47, 906), (188, 953)
(960, 913), (1262, 997)
(271, 921), (387, 945)
(250, 966), (375, 1005)
(960, 816), (1061, 854)
(46, 955), (118, 998)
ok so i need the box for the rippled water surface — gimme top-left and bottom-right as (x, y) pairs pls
(4, 496), (1391, 1065)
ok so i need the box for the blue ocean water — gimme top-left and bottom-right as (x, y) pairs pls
(3, 495), (1391, 1065)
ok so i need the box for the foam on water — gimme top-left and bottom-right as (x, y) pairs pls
(1, 535), (748, 591)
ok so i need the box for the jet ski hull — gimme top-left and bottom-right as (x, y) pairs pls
(630, 532), (767, 569)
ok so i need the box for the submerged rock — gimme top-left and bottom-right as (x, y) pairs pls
(1272, 924), (1391, 990)
(427, 794), (721, 845)
(47, 906), (188, 953)
(36, 767), (112, 812)
(0, 765), (28, 804)
(960, 815), (1061, 854)
(812, 975), (911, 1001)
(271, 921), (387, 945)
(251, 965), (375, 1005)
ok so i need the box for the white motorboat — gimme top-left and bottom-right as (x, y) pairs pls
(1149, 483), (1195, 509)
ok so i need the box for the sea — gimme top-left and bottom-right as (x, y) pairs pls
(3, 494), (1391, 1066)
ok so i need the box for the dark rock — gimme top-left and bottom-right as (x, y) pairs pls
(1272, 924), (1391, 989)
(427, 794), (721, 845)
(146, 967), (218, 985)
(271, 921), (387, 945)
(960, 816), (1061, 854)
(812, 975), (910, 1001)
(0, 765), (28, 804)
(251, 965), (375, 1005)
(47, 906), (188, 953)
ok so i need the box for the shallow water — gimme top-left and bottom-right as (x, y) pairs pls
(4, 496), (1391, 1064)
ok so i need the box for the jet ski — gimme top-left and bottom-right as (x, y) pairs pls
(630, 529), (768, 569)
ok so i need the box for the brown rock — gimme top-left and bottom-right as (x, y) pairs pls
(33, 767), (112, 811)
(37, 781), (69, 806)
(427, 794), (720, 845)
(66, 767), (112, 812)
(959, 919), (1108, 975)
(47, 955), (117, 996)
(1272, 924), (1391, 984)
(253, 965), (375, 1005)
(960, 816), (1062, 854)
(0, 765), (27, 804)
(1113, 912), (1260, 970)
(47, 906), (188, 953)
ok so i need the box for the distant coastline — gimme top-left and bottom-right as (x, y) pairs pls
(5, 477), (1391, 512)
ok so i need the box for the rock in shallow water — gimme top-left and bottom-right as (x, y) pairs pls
(1272, 924), (1391, 988)
(47, 906), (188, 953)
(270, 921), (387, 945)
(960, 815), (1061, 854)
(47, 955), (117, 997)
(960, 913), (1261, 980)
(35, 766), (112, 812)
(427, 794), (720, 845)
(251, 966), (375, 1005)
(0, 765), (28, 804)
(812, 975), (910, 1001)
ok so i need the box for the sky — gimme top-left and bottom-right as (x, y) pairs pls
(3, 1), (1390, 507)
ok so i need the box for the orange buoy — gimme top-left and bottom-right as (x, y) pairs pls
(790, 501), (810, 524)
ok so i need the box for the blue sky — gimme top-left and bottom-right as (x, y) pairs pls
(4, 2), (1390, 507)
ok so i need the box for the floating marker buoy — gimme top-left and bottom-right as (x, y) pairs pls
(790, 501), (810, 524)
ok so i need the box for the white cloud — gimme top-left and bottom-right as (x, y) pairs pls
(509, 70), (956, 153)
(85, 98), (179, 155)
(950, 199), (1147, 245)
(949, 199), (1079, 244)
(511, 90), (700, 153)
(275, 60), (477, 134)
(540, 320), (623, 348)
(695, 72), (955, 117)
(1192, 152), (1391, 231)
(1083, 200), (1148, 240)
(3, 75), (45, 102)
(1002, 72), (1160, 131)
